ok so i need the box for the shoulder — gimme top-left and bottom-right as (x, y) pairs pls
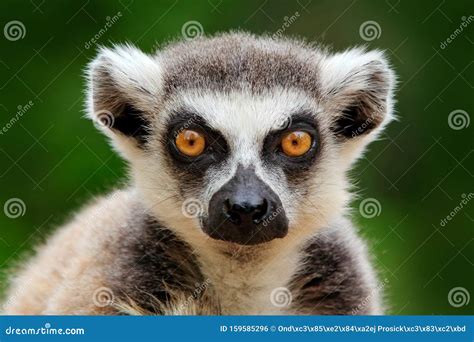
(289, 218), (384, 314)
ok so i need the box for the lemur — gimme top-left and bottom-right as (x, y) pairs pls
(2, 32), (395, 315)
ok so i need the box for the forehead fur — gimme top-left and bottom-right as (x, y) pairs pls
(158, 32), (323, 97)
(168, 88), (316, 141)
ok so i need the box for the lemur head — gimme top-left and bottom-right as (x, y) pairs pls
(87, 32), (395, 248)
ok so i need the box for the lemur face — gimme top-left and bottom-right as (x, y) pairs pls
(162, 91), (320, 245)
(87, 33), (395, 247)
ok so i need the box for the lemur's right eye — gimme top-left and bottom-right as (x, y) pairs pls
(175, 129), (206, 157)
(281, 131), (312, 157)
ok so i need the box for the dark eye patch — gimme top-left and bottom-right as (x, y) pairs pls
(162, 110), (229, 195)
(165, 111), (229, 164)
(261, 112), (322, 193)
(262, 112), (321, 170)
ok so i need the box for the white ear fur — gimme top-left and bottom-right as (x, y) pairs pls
(318, 47), (396, 165)
(85, 44), (162, 160)
(86, 43), (162, 116)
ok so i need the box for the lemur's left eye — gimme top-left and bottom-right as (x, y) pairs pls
(281, 131), (312, 157)
(175, 129), (206, 157)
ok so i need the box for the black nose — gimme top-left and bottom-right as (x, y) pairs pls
(202, 165), (288, 245)
(224, 198), (269, 225)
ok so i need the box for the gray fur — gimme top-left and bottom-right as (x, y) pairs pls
(160, 32), (321, 97)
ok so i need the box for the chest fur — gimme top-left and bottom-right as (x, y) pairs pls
(197, 249), (301, 315)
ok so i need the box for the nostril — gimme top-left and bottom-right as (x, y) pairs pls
(252, 199), (268, 224)
(224, 199), (231, 213)
(223, 199), (241, 225)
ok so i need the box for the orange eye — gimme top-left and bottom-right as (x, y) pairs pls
(281, 131), (312, 157)
(175, 129), (206, 157)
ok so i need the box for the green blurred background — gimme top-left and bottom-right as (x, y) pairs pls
(0, 0), (472, 314)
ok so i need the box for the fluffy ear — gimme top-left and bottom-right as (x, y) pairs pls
(318, 48), (395, 141)
(86, 44), (162, 154)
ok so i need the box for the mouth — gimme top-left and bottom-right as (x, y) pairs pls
(201, 215), (288, 245)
